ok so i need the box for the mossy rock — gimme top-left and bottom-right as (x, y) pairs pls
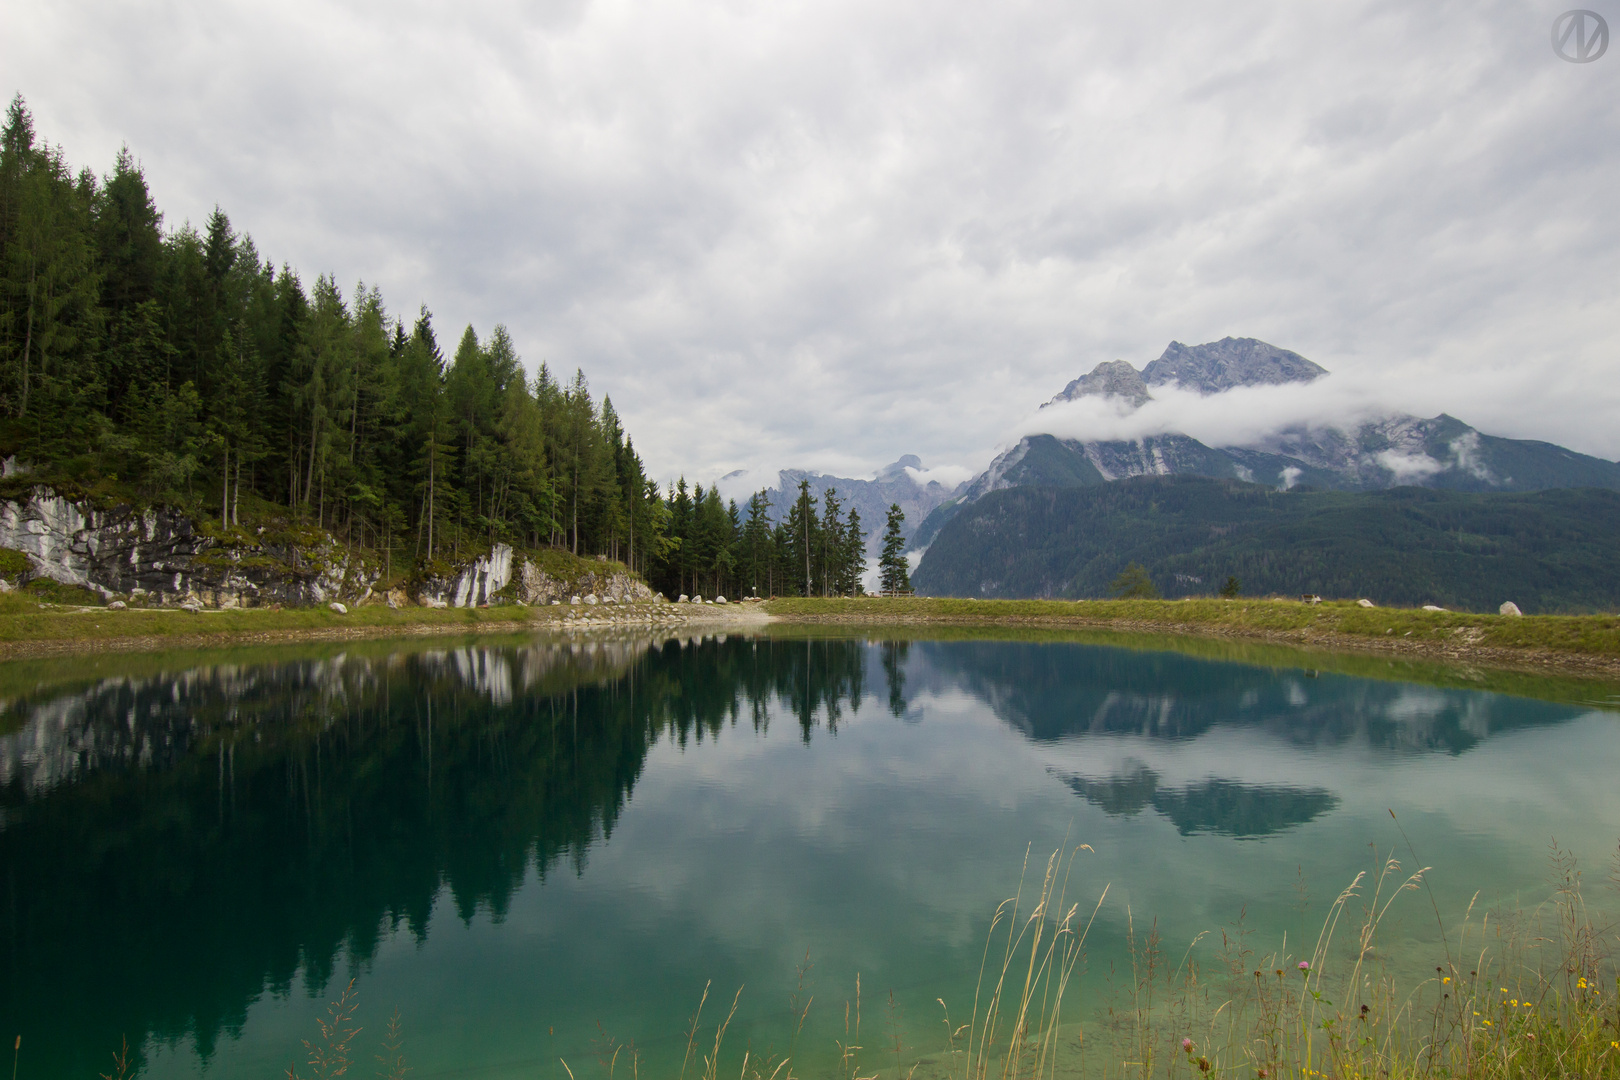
(0, 546), (29, 580)
(21, 578), (104, 606)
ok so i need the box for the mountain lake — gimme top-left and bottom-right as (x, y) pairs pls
(2, 629), (1618, 1078)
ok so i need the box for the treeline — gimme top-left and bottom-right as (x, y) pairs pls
(0, 96), (672, 576)
(0, 95), (882, 598)
(660, 478), (867, 598)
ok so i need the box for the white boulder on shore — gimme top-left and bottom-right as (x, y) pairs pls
(1422, 604), (1445, 612)
(1499, 601), (1523, 616)
(1357, 598), (1375, 608)
(329, 602), (348, 615)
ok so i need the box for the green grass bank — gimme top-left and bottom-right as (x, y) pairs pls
(762, 596), (1620, 674)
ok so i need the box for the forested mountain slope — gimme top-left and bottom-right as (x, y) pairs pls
(910, 475), (1620, 613)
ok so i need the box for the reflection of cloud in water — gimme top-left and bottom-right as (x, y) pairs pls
(1054, 760), (1338, 838)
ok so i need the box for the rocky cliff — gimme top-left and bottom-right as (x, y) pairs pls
(0, 486), (654, 610)
(415, 545), (656, 609)
(0, 486), (378, 607)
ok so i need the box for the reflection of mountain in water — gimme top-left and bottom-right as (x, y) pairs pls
(1056, 762), (1338, 838)
(0, 634), (866, 1079)
(910, 641), (1578, 753)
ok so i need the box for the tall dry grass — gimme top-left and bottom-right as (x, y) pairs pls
(73, 839), (1616, 1080)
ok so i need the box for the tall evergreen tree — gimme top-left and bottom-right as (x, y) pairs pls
(879, 504), (910, 596)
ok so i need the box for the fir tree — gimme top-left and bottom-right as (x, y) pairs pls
(878, 504), (910, 596)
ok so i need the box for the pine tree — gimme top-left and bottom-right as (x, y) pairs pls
(1110, 562), (1159, 599)
(878, 504), (910, 596)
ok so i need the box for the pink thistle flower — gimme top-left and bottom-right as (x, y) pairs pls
(1298, 961), (1311, 971)
(1182, 1038), (1193, 1053)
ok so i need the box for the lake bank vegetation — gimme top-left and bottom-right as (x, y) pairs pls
(762, 597), (1620, 672)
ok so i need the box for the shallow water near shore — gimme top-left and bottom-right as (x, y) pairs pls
(2, 630), (1617, 1079)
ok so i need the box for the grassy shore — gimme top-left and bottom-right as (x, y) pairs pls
(0, 592), (736, 659)
(762, 596), (1620, 672)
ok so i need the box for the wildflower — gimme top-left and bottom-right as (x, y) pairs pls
(1483, 1020), (1493, 1027)
(1442, 977), (1451, 984)
(1183, 1039), (1194, 1053)
(1299, 961), (1311, 971)
(1500, 988), (1508, 994)
(1577, 978), (1588, 989)
(1511, 1000), (1519, 1007)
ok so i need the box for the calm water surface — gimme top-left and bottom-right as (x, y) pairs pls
(1, 631), (1617, 1078)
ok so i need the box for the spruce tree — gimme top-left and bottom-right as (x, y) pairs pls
(878, 504), (910, 596)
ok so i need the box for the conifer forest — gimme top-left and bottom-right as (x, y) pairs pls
(0, 96), (868, 600)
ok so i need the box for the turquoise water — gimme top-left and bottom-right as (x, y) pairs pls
(1, 631), (1617, 1078)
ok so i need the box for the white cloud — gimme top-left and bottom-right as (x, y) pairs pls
(1375, 451), (1444, 483)
(903, 464), (975, 490)
(6, 0), (1620, 482)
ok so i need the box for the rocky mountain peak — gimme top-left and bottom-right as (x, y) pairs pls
(1042, 360), (1152, 409)
(1140, 337), (1327, 394)
(876, 454), (925, 479)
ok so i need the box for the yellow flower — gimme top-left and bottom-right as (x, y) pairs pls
(1484, 1020), (1493, 1027)
(1578, 978), (1588, 989)
(1500, 987), (1508, 994)
(1511, 1000), (1519, 1007)
(1442, 977), (1451, 984)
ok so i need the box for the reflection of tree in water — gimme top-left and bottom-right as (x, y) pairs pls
(1057, 762), (1338, 838)
(881, 641), (910, 718)
(0, 633), (867, 1079)
(928, 641), (1580, 753)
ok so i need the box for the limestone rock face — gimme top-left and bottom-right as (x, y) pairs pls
(1499, 601), (1523, 617)
(415, 547), (657, 608)
(1141, 337), (1328, 394)
(0, 486), (378, 608)
(1043, 360), (1153, 409)
(0, 487), (657, 613)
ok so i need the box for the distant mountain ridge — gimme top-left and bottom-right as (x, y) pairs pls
(760, 455), (955, 556)
(910, 475), (1620, 613)
(911, 336), (1620, 550)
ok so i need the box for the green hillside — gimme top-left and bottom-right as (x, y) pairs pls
(910, 475), (1620, 613)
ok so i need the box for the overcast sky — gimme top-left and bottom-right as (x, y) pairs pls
(7, 0), (1619, 487)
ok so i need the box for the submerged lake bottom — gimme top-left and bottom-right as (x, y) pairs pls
(1, 628), (1617, 1079)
